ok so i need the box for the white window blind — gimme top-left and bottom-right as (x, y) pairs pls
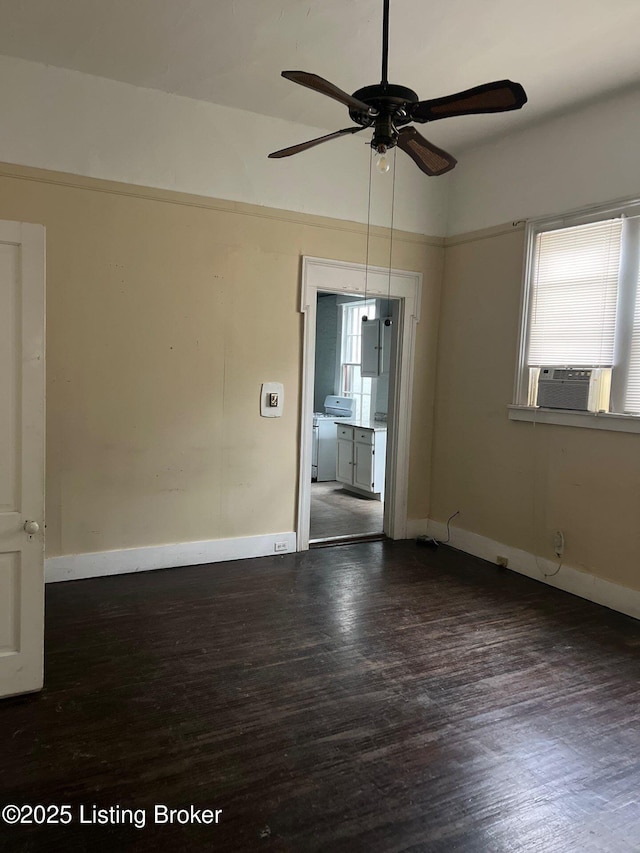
(527, 219), (623, 367)
(624, 262), (640, 413)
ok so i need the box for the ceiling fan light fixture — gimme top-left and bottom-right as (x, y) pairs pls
(375, 146), (391, 173)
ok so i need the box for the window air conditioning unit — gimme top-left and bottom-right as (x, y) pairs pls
(535, 367), (612, 412)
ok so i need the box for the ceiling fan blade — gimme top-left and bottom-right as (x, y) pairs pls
(397, 127), (457, 176)
(281, 71), (374, 115)
(268, 126), (365, 159)
(411, 80), (527, 123)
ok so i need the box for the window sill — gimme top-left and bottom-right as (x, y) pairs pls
(508, 405), (640, 434)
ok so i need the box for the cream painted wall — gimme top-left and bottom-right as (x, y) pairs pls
(0, 54), (449, 237)
(447, 85), (640, 235)
(430, 226), (640, 592)
(429, 83), (640, 597)
(0, 163), (442, 558)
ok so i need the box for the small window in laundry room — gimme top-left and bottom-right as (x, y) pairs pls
(339, 299), (376, 421)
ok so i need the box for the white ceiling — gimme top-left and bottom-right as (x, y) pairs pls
(1, 0), (639, 153)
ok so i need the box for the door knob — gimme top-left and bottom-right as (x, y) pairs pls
(24, 520), (40, 534)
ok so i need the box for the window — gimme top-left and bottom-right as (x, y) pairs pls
(339, 300), (376, 421)
(515, 200), (640, 419)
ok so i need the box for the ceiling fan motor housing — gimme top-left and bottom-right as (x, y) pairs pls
(349, 84), (420, 152)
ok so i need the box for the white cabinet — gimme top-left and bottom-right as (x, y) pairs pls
(360, 319), (392, 378)
(354, 440), (374, 491)
(336, 432), (353, 482)
(336, 425), (386, 500)
(361, 320), (382, 377)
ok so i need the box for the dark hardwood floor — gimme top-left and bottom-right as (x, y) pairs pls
(1, 541), (640, 852)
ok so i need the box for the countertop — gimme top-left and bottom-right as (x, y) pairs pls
(336, 419), (388, 432)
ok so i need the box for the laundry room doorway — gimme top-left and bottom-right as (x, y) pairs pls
(298, 256), (421, 551)
(310, 293), (396, 543)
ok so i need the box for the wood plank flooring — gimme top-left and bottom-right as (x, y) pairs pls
(1, 540), (640, 852)
(310, 480), (383, 540)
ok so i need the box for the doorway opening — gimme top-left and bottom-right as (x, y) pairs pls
(298, 256), (422, 552)
(310, 292), (398, 544)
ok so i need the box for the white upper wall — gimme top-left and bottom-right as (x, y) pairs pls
(0, 55), (449, 237)
(447, 86), (640, 235)
(3, 55), (640, 240)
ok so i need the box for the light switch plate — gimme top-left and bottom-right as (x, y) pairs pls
(261, 382), (284, 417)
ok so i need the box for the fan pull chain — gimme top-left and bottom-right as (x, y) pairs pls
(385, 147), (397, 326)
(363, 147), (374, 320)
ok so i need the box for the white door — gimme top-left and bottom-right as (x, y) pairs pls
(0, 222), (45, 699)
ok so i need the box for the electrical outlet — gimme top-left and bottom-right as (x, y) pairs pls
(274, 541), (288, 553)
(496, 556), (509, 568)
(553, 530), (564, 557)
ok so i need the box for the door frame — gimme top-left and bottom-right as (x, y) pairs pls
(297, 256), (421, 551)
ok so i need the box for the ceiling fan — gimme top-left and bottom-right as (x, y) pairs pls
(268, 0), (527, 176)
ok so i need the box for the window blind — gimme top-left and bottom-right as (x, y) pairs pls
(624, 263), (640, 413)
(527, 219), (623, 367)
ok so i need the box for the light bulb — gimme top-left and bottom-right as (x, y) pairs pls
(375, 150), (390, 174)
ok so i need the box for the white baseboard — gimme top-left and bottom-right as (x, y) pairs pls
(406, 518), (640, 621)
(45, 531), (297, 584)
